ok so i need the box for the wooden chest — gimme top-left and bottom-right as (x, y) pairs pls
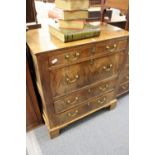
(26, 23), (129, 138)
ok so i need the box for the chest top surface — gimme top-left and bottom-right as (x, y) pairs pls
(26, 23), (129, 55)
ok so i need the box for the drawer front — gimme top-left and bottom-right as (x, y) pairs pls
(95, 38), (128, 56)
(50, 53), (122, 97)
(56, 91), (114, 125)
(118, 82), (129, 95)
(49, 44), (94, 68)
(54, 78), (116, 114)
(48, 38), (128, 69)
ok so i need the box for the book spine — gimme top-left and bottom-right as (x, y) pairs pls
(64, 30), (100, 42)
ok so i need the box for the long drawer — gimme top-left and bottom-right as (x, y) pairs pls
(48, 38), (128, 69)
(55, 91), (114, 125)
(53, 77), (116, 114)
(49, 52), (123, 97)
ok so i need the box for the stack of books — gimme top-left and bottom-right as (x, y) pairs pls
(48, 0), (101, 42)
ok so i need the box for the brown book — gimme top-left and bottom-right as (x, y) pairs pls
(55, 0), (89, 10)
(48, 8), (88, 20)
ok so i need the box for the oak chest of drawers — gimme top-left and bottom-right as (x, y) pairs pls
(26, 23), (129, 138)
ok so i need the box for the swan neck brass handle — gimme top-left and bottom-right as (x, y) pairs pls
(103, 64), (113, 72)
(65, 52), (80, 61)
(68, 110), (78, 117)
(97, 97), (106, 104)
(99, 84), (109, 91)
(66, 75), (79, 84)
(106, 44), (117, 51)
(66, 97), (79, 105)
(75, 52), (80, 57)
(65, 54), (70, 59)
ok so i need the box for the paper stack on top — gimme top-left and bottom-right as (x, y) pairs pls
(48, 0), (101, 42)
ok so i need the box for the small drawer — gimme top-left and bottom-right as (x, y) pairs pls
(54, 78), (116, 114)
(95, 38), (128, 56)
(48, 44), (95, 68)
(56, 91), (114, 125)
(118, 82), (129, 95)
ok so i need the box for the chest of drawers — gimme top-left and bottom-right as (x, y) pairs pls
(26, 24), (129, 138)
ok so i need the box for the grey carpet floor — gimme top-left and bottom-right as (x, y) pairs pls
(27, 94), (129, 155)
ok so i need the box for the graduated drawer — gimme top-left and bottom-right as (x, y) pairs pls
(53, 77), (116, 114)
(55, 91), (114, 125)
(95, 38), (128, 56)
(49, 53), (122, 97)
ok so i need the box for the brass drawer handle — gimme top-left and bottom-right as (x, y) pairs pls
(103, 64), (113, 72)
(65, 54), (70, 59)
(68, 110), (78, 117)
(106, 44), (117, 51)
(99, 84), (109, 91)
(65, 52), (80, 61)
(65, 97), (79, 105)
(97, 97), (106, 104)
(66, 75), (79, 84)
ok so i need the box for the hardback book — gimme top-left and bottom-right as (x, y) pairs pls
(56, 19), (85, 29)
(48, 22), (101, 42)
(48, 8), (88, 20)
(55, 0), (89, 10)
